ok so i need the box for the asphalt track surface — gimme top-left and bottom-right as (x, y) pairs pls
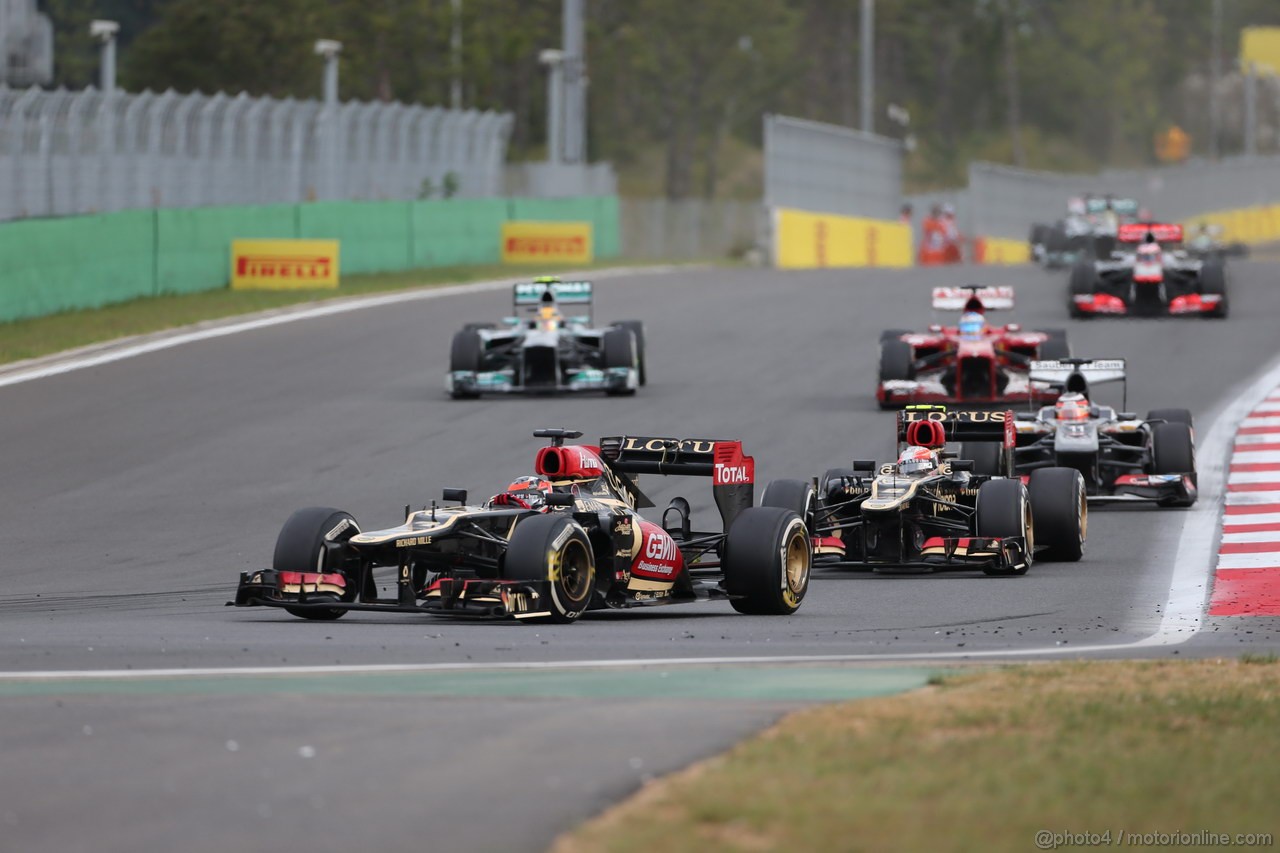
(3, 260), (1280, 852)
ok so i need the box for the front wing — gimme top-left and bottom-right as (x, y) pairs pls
(877, 376), (1058, 408)
(812, 535), (1030, 573)
(447, 366), (637, 395)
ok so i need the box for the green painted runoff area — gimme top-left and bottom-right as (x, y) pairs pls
(0, 195), (620, 323)
(0, 665), (931, 701)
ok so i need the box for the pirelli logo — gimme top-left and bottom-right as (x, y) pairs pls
(501, 221), (593, 263)
(231, 239), (340, 289)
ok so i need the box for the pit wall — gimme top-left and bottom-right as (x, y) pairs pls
(773, 207), (913, 269)
(0, 196), (619, 324)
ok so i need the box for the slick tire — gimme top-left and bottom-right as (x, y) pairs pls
(1151, 422), (1197, 506)
(723, 507), (810, 615)
(504, 514), (595, 623)
(878, 339), (914, 383)
(974, 479), (1032, 575)
(273, 507), (360, 620)
(1068, 262), (1095, 318)
(958, 442), (1004, 476)
(880, 328), (912, 343)
(1146, 408), (1193, 429)
(613, 320), (647, 385)
(449, 329), (483, 399)
(1200, 261), (1228, 318)
(760, 479), (816, 525)
(602, 327), (638, 397)
(1027, 467), (1087, 562)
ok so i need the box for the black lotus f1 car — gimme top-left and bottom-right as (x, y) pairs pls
(446, 278), (646, 398)
(233, 429), (811, 623)
(801, 407), (1087, 575)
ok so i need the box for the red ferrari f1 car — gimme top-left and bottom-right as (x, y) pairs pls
(876, 286), (1070, 409)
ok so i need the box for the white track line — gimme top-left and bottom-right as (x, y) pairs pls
(0, 265), (685, 390)
(5, 279), (1280, 679)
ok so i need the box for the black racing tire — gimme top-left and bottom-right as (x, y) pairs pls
(613, 320), (647, 385)
(273, 507), (360, 620)
(461, 322), (496, 332)
(503, 514), (595, 623)
(449, 329), (483, 399)
(760, 479), (816, 525)
(1068, 262), (1094, 317)
(1199, 261), (1228, 318)
(878, 339), (914, 383)
(880, 328), (911, 343)
(1152, 422), (1195, 475)
(1027, 468), (1087, 562)
(959, 442), (1004, 476)
(1036, 328), (1070, 360)
(1146, 408), (1193, 429)
(974, 479), (1032, 575)
(820, 467), (858, 497)
(1045, 225), (1068, 255)
(602, 327), (638, 396)
(723, 506), (810, 615)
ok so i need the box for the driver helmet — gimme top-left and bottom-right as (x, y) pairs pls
(941, 203), (955, 217)
(1055, 393), (1090, 422)
(897, 445), (938, 477)
(957, 311), (985, 339)
(1067, 197), (1086, 216)
(537, 303), (562, 332)
(491, 475), (553, 508)
(1137, 242), (1161, 260)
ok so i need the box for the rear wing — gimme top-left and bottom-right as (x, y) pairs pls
(897, 409), (1016, 447)
(897, 408), (1016, 477)
(1118, 223), (1182, 243)
(931, 285), (1014, 311)
(513, 280), (593, 307)
(599, 436), (754, 531)
(1030, 358), (1127, 408)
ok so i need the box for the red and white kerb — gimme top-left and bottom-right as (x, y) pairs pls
(1209, 388), (1280, 616)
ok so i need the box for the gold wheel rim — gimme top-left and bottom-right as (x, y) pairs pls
(782, 527), (810, 606)
(559, 539), (593, 601)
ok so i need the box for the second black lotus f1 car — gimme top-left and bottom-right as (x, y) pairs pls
(800, 407), (1087, 575)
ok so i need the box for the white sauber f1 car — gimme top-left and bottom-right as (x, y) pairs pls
(1000, 359), (1197, 507)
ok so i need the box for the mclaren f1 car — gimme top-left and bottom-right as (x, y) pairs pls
(877, 286), (1070, 409)
(801, 407), (1087, 575)
(1002, 359), (1197, 507)
(446, 277), (647, 397)
(1068, 223), (1228, 318)
(233, 429), (811, 623)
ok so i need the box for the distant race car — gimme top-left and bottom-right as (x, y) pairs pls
(877, 285), (1070, 409)
(1031, 196), (1140, 269)
(1068, 223), (1228, 318)
(1185, 223), (1249, 262)
(446, 277), (646, 398)
(800, 406), (1087, 574)
(1003, 358), (1197, 507)
(233, 429), (812, 623)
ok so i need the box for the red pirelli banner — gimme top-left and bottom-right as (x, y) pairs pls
(231, 239), (340, 289)
(501, 221), (593, 264)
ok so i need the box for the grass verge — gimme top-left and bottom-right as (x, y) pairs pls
(0, 260), (689, 367)
(553, 659), (1280, 853)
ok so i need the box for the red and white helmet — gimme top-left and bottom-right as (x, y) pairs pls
(897, 446), (938, 477)
(1055, 393), (1090, 422)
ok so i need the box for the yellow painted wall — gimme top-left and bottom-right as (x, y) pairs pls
(774, 207), (912, 269)
(975, 236), (1031, 265)
(1241, 27), (1280, 74)
(1184, 204), (1280, 245)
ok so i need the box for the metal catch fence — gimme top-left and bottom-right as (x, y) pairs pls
(0, 85), (513, 222)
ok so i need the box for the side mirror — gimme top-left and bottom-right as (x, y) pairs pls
(1005, 323), (1022, 332)
(442, 488), (467, 505)
(544, 492), (575, 507)
(949, 459), (975, 472)
(852, 460), (877, 471)
(1118, 412), (1137, 421)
